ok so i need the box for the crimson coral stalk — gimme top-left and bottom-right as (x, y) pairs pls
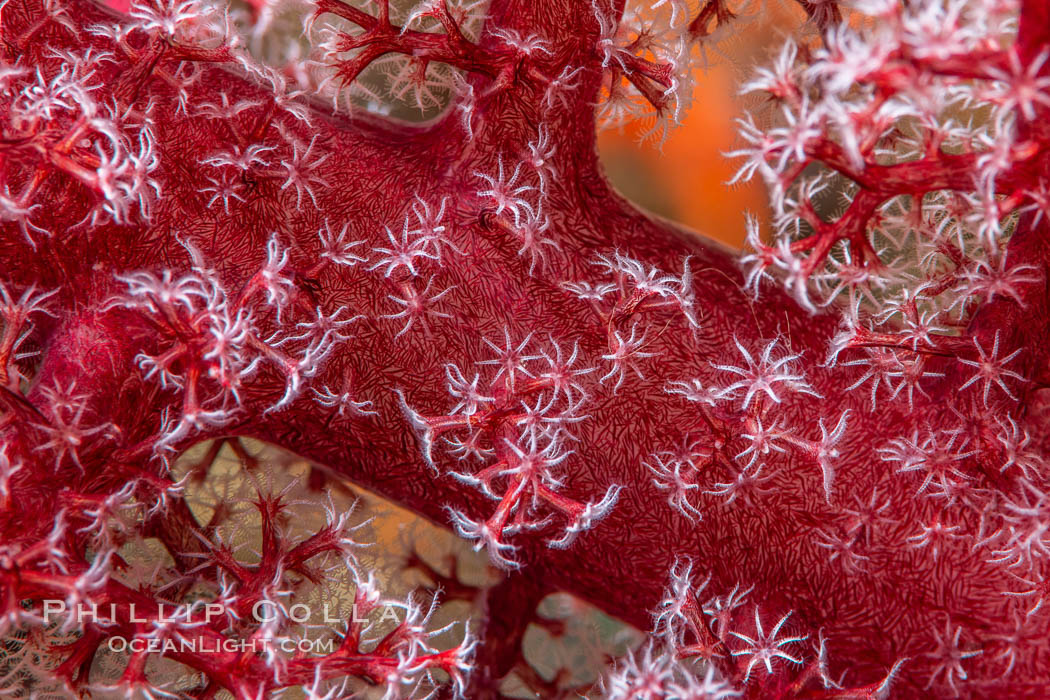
(2, 0), (1050, 697)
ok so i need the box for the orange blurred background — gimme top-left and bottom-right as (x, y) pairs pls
(597, 0), (809, 250)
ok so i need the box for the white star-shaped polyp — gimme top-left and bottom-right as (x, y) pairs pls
(474, 155), (535, 227)
(925, 619), (983, 695)
(712, 337), (820, 410)
(957, 332), (1025, 406)
(476, 329), (540, 393)
(729, 607), (808, 681)
(446, 508), (520, 569)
